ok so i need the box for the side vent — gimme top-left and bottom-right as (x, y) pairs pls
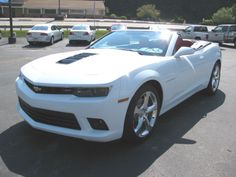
(57, 53), (97, 64)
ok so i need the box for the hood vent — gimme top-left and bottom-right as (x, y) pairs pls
(57, 53), (97, 64)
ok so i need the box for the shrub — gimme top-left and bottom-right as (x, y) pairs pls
(110, 13), (117, 19)
(202, 18), (214, 25)
(120, 16), (127, 20)
(212, 7), (234, 24)
(136, 4), (160, 21)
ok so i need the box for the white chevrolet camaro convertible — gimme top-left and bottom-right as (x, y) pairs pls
(16, 30), (221, 142)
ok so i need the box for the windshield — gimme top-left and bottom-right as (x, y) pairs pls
(90, 31), (172, 56)
(32, 26), (48, 31)
(72, 26), (89, 30)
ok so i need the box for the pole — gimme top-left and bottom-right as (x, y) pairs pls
(9, 0), (13, 37)
(8, 0), (16, 44)
(93, 0), (95, 27)
(58, 0), (61, 15)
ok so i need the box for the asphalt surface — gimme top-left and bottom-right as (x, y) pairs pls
(0, 38), (235, 177)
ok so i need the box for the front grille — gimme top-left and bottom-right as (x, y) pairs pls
(19, 98), (81, 130)
(24, 79), (75, 95)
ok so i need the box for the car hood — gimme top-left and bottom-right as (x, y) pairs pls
(21, 49), (163, 86)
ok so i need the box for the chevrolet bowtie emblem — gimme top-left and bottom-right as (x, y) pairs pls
(33, 86), (42, 92)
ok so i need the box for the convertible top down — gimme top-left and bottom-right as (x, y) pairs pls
(16, 30), (221, 142)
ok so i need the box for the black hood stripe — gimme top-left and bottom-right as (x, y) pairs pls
(57, 53), (97, 64)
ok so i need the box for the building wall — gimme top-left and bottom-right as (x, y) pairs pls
(0, 1), (105, 17)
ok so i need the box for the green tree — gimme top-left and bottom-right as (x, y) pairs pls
(232, 4), (236, 20)
(212, 7), (234, 24)
(136, 4), (160, 21)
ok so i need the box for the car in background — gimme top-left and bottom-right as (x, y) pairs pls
(208, 24), (236, 47)
(108, 24), (127, 31)
(178, 25), (209, 40)
(16, 30), (221, 143)
(68, 24), (96, 45)
(26, 24), (64, 45)
(149, 25), (160, 31)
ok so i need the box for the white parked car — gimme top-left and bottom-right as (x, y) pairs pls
(149, 25), (160, 31)
(68, 24), (96, 44)
(26, 24), (64, 45)
(109, 24), (127, 31)
(178, 25), (209, 40)
(16, 30), (221, 142)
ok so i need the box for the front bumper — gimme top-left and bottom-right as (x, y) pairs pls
(16, 77), (129, 142)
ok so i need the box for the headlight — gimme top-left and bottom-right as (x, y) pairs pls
(74, 87), (110, 97)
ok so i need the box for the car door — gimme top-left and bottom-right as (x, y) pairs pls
(162, 49), (207, 110)
(209, 26), (228, 42)
(181, 26), (193, 39)
(161, 55), (197, 110)
(225, 25), (236, 42)
(51, 25), (60, 40)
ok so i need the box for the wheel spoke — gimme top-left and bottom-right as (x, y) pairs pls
(142, 92), (151, 109)
(143, 116), (152, 131)
(134, 117), (144, 135)
(134, 106), (142, 116)
(146, 104), (157, 113)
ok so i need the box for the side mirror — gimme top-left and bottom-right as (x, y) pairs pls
(174, 47), (195, 58)
(211, 29), (216, 32)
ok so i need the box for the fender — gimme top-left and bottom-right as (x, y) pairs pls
(119, 69), (165, 104)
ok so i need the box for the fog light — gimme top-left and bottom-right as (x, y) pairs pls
(88, 118), (109, 130)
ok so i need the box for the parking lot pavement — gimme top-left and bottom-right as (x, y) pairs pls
(0, 39), (236, 177)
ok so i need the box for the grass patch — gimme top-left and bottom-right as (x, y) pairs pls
(1, 30), (109, 39)
(1, 30), (28, 37)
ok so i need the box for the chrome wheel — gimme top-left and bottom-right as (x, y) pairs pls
(211, 64), (220, 92)
(133, 91), (158, 138)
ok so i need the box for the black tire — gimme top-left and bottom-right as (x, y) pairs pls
(28, 42), (34, 45)
(123, 84), (161, 143)
(195, 37), (201, 40)
(50, 36), (54, 45)
(234, 39), (236, 48)
(69, 40), (73, 45)
(205, 62), (221, 95)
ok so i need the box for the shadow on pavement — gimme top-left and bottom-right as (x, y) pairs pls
(0, 90), (225, 177)
(66, 41), (90, 47)
(22, 43), (49, 49)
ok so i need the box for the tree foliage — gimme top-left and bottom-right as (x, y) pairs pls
(105, 0), (235, 23)
(212, 7), (235, 24)
(136, 4), (160, 21)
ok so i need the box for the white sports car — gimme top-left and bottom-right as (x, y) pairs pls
(16, 30), (221, 142)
